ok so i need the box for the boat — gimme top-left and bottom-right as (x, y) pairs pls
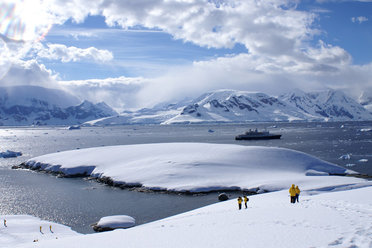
(235, 129), (281, 140)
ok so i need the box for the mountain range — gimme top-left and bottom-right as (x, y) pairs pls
(0, 86), (117, 126)
(0, 86), (371, 126)
(87, 89), (372, 125)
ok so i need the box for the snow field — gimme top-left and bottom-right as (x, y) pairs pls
(16, 186), (372, 248)
(0, 215), (79, 247)
(10, 142), (372, 247)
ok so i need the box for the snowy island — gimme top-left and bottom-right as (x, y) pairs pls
(8, 143), (372, 247)
(18, 143), (366, 193)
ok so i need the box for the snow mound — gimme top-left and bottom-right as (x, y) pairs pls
(24, 143), (364, 193)
(93, 215), (135, 232)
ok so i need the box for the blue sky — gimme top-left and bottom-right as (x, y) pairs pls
(43, 15), (248, 80)
(1, 0), (372, 110)
(299, 1), (372, 65)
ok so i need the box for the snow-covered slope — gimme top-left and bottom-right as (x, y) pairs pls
(11, 143), (372, 248)
(18, 182), (372, 248)
(0, 86), (117, 125)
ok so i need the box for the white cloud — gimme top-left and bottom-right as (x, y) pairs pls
(35, 43), (113, 63)
(59, 77), (145, 110)
(1, 0), (316, 55)
(0, 59), (58, 87)
(351, 16), (368, 24)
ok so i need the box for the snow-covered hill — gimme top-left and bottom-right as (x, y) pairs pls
(0, 86), (117, 126)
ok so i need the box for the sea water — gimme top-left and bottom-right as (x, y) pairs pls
(0, 122), (371, 233)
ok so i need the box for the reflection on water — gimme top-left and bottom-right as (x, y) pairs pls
(0, 168), (239, 234)
(0, 122), (371, 233)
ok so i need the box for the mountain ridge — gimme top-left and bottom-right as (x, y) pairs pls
(87, 89), (372, 126)
(0, 86), (117, 126)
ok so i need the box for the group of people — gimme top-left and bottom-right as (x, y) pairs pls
(289, 184), (301, 203)
(237, 195), (249, 210)
(236, 184), (301, 209)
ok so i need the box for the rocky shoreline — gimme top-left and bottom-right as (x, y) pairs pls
(12, 162), (257, 196)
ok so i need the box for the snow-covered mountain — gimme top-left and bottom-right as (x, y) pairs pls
(279, 89), (371, 121)
(86, 89), (372, 125)
(165, 89), (372, 124)
(0, 86), (117, 126)
(359, 91), (372, 113)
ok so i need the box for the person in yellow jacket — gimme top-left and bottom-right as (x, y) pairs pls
(295, 186), (301, 203)
(289, 184), (297, 204)
(243, 195), (249, 209)
(237, 196), (242, 210)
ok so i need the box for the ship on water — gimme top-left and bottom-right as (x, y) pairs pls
(235, 129), (281, 140)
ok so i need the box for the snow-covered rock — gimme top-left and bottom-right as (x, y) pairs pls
(23, 143), (366, 193)
(0, 85), (117, 126)
(92, 215), (135, 232)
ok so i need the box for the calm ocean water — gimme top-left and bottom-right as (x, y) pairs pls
(0, 122), (371, 233)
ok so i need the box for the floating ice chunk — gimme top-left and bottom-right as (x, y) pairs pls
(93, 215), (135, 232)
(339, 154), (351, 160)
(305, 170), (329, 176)
(68, 125), (81, 130)
(360, 128), (372, 132)
(0, 150), (22, 158)
(346, 164), (356, 167)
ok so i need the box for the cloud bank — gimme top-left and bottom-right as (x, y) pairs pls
(35, 43), (113, 63)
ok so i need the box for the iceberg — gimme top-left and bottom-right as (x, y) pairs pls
(0, 150), (22, 158)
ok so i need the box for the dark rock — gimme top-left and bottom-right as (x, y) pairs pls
(218, 193), (229, 201)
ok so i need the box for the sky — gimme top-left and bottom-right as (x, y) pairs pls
(0, 0), (371, 111)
